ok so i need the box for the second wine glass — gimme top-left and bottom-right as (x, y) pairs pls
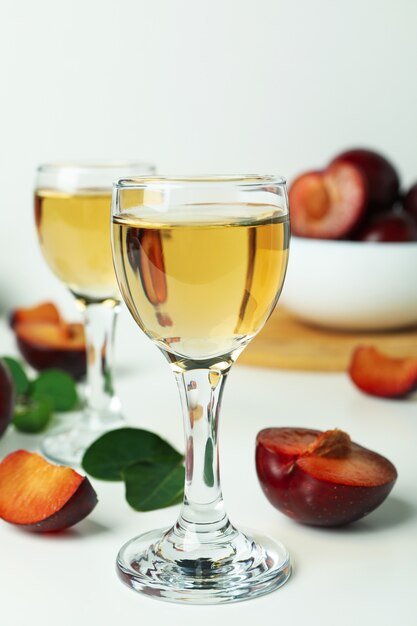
(34, 161), (155, 465)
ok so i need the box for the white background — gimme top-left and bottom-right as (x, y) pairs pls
(1, 0), (417, 310)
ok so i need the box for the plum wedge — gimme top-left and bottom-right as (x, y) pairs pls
(256, 427), (397, 526)
(0, 450), (97, 531)
(349, 346), (417, 398)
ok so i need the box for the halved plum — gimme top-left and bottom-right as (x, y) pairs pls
(289, 162), (366, 239)
(15, 322), (86, 380)
(256, 427), (397, 526)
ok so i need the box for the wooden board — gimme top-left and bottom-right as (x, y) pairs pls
(238, 307), (417, 371)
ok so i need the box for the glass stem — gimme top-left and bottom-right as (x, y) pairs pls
(172, 362), (233, 542)
(80, 300), (121, 430)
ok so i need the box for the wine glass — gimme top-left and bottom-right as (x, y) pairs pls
(111, 175), (291, 604)
(34, 162), (155, 465)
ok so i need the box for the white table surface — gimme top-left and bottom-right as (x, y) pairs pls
(0, 308), (416, 626)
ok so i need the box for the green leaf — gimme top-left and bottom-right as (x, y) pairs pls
(204, 437), (214, 487)
(123, 460), (184, 511)
(82, 427), (183, 481)
(31, 370), (78, 412)
(2, 357), (30, 395)
(13, 396), (53, 433)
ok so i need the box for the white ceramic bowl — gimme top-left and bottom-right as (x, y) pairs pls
(281, 236), (417, 331)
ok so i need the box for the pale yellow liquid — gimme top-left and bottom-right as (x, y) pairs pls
(35, 190), (119, 302)
(112, 204), (289, 360)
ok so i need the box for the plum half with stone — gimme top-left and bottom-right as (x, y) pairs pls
(256, 427), (397, 526)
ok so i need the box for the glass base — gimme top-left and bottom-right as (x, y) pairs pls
(116, 525), (291, 604)
(41, 411), (125, 467)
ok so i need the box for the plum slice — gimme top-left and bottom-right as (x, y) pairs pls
(289, 162), (366, 239)
(0, 450), (98, 531)
(256, 427), (397, 526)
(349, 345), (417, 398)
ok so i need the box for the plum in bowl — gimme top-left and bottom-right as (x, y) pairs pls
(285, 146), (417, 330)
(280, 236), (417, 331)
